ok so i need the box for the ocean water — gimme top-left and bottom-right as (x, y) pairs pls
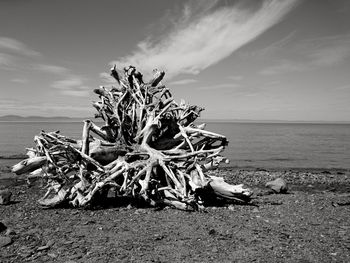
(0, 121), (349, 170)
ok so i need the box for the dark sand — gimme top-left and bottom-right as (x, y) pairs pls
(1, 159), (350, 262)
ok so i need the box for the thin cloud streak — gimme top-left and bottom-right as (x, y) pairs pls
(113, 0), (300, 78)
(260, 60), (306, 75)
(0, 53), (13, 67)
(11, 78), (28, 84)
(197, 83), (240, 91)
(0, 37), (40, 57)
(0, 36), (91, 97)
(33, 64), (69, 75)
(240, 30), (296, 59)
(0, 100), (91, 116)
(228, 75), (243, 81)
(260, 34), (350, 75)
(335, 84), (350, 91)
(51, 77), (90, 97)
(168, 79), (197, 86)
(99, 72), (115, 84)
(37, 65), (92, 97)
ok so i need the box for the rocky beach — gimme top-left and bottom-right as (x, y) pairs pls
(1, 159), (350, 263)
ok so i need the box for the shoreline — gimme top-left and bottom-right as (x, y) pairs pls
(1, 157), (349, 173)
(1, 159), (349, 189)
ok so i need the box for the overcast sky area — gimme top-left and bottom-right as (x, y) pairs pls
(0, 0), (350, 121)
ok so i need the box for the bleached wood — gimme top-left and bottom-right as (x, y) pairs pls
(12, 66), (252, 209)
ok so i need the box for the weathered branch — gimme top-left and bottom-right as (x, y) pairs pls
(12, 65), (252, 210)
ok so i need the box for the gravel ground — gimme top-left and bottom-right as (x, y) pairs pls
(1, 163), (350, 263)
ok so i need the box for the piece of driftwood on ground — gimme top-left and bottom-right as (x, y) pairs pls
(12, 65), (252, 210)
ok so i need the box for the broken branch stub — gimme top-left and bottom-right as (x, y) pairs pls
(12, 65), (252, 210)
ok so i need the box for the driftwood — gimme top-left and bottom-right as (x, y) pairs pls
(12, 65), (252, 210)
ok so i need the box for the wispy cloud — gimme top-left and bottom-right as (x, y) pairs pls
(0, 37), (40, 57)
(112, 0), (300, 78)
(99, 72), (115, 84)
(37, 65), (92, 97)
(309, 45), (350, 67)
(11, 78), (28, 84)
(33, 64), (69, 74)
(0, 53), (13, 67)
(335, 84), (350, 91)
(196, 81), (263, 97)
(51, 77), (90, 97)
(241, 30), (297, 59)
(0, 98), (21, 106)
(227, 75), (243, 81)
(260, 34), (350, 75)
(299, 34), (350, 66)
(0, 36), (91, 97)
(0, 98), (91, 116)
(197, 83), (240, 91)
(168, 79), (197, 86)
(260, 59), (306, 75)
(52, 78), (83, 89)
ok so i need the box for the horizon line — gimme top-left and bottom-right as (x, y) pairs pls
(0, 115), (349, 124)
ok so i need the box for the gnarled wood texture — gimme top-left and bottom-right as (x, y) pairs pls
(12, 66), (252, 210)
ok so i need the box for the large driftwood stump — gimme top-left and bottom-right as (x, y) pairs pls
(12, 65), (252, 210)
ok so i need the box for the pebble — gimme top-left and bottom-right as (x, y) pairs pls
(0, 221), (7, 232)
(37, 240), (55, 251)
(154, 234), (164, 240)
(208, 229), (216, 235)
(0, 236), (12, 247)
(63, 240), (74, 245)
(265, 178), (288, 193)
(5, 228), (16, 236)
(69, 252), (83, 260)
(83, 220), (96, 225)
(252, 207), (260, 213)
(212, 247), (218, 253)
(48, 253), (58, 258)
(227, 205), (235, 211)
(0, 189), (12, 205)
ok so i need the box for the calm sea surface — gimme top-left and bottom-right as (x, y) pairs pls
(0, 122), (349, 170)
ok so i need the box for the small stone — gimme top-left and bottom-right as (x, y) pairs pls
(154, 234), (164, 240)
(0, 222), (7, 232)
(48, 253), (58, 258)
(212, 247), (218, 253)
(134, 210), (140, 214)
(46, 240), (55, 247)
(83, 220), (95, 225)
(208, 229), (216, 235)
(265, 178), (288, 193)
(69, 252), (83, 260)
(37, 240), (55, 251)
(5, 228), (16, 236)
(37, 245), (49, 251)
(252, 207), (259, 213)
(0, 189), (12, 205)
(63, 240), (74, 245)
(0, 236), (12, 247)
(331, 202), (339, 207)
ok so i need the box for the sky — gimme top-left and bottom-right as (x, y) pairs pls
(0, 0), (350, 121)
